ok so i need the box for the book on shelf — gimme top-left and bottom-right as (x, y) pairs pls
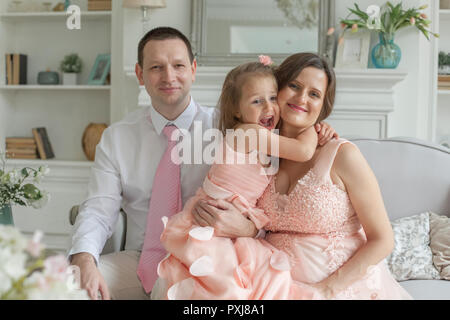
(4, 137), (38, 159)
(5, 148), (37, 155)
(5, 152), (38, 160)
(5, 54), (12, 85)
(88, 0), (112, 11)
(5, 137), (36, 145)
(6, 143), (37, 151)
(32, 127), (55, 160)
(438, 75), (450, 90)
(4, 54), (27, 85)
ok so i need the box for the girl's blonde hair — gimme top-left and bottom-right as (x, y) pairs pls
(218, 62), (277, 135)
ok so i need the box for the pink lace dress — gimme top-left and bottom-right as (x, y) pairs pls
(157, 142), (317, 300)
(257, 138), (412, 299)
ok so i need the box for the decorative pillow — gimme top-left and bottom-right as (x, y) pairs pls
(429, 212), (450, 280)
(385, 212), (441, 281)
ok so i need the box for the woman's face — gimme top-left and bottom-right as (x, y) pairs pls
(277, 67), (328, 130)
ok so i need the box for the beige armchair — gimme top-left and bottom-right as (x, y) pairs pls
(69, 205), (127, 255)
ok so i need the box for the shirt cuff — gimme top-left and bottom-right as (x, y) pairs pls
(67, 244), (101, 267)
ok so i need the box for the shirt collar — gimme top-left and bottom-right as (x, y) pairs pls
(148, 97), (197, 136)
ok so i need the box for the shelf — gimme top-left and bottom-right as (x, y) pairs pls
(0, 85), (111, 91)
(438, 89), (450, 95)
(0, 11), (111, 22)
(440, 9), (450, 21)
(5, 158), (93, 167)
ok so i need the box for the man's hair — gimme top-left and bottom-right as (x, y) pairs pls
(275, 52), (336, 123)
(137, 26), (194, 67)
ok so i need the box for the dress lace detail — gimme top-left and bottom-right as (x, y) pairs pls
(259, 169), (360, 236)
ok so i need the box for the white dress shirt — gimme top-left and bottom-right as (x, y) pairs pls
(68, 97), (219, 264)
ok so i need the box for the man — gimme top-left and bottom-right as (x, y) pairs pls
(69, 27), (335, 300)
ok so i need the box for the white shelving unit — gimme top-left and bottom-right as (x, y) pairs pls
(0, 4), (117, 160)
(0, 0), (125, 253)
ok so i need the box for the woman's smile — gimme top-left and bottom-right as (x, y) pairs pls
(287, 103), (307, 113)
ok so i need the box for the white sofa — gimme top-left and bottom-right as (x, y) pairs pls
(351, 137), (450, 300)
(70, 137), (450, 299)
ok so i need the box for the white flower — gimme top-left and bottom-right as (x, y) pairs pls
(0, 226), (89, 300)
(34, 166), (50, 183)
(0, 248), (27, 280)
(27, 230), (44, 257)
(0, 225), (28, 252)
(0, 270), (12, 294)
(1, 169), (21, 186)
(30, 190), (50, 209)
(43, 255), (69, 281)
(39, 166), (50, 176)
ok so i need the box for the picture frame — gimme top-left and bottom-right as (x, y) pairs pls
(335, 30), (371, 69)
(88, 54), (111, 85)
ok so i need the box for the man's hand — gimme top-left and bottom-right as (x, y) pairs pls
(315, 121), (339, 146)
(71, 252), (111, 300)
(192, 199), (258, 238)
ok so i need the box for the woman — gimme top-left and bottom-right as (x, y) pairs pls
(193, 53), (412, 299)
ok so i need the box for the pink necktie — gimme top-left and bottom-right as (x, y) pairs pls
(137, 125), (182, 293)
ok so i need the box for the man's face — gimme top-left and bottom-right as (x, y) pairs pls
(136, 38), (197, 118)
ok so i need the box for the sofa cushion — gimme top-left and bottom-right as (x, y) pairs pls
(351, 138), (450, 221)
(386, 212), (440, 281)
(400, 280), (450, 300)
(429, 212), (450, 280)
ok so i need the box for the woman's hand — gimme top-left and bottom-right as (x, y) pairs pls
(192, 199), (258, 238)
(315, 121), (339, 146)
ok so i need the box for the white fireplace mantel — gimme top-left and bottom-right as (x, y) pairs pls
(125, 66), (408, 139)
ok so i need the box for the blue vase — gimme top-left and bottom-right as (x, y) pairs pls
(371, 33), (401, 69)
(64, 0), (71, 10)
(0, 204), (14, 225)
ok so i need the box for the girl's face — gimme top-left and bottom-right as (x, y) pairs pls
(277, 67), (328, 130)
(235, 76), (280, 130)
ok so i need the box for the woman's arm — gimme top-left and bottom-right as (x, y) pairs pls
(315, 143), (395, 299)
(233, 123), (318, 162)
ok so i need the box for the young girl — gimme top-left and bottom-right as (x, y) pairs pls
(154, 61), (327, 300)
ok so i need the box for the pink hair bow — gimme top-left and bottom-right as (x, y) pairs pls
(259, 55), (273, 66)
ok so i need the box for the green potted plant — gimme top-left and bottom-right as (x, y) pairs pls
(338, 2), (439, 68)
(438, 51), (450, 75)
(0, 151), (50, 225)
(60, 53), (82, 85)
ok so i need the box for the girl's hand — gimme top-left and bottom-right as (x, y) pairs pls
(315, 121), (339, 146)
(192, 199), (258, 238)
(310, 281), (336, 300)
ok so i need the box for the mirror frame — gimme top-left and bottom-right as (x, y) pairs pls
(190, 0), (335, 66)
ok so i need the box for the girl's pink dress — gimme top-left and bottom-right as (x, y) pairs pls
(157, 142), (317, 300)
(257, 138), (412, 299)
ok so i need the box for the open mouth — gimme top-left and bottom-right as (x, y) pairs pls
(288, 103), (307, 113)
(259, 115), (275, 129)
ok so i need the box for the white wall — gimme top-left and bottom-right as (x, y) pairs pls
(121, 0), (437, 141)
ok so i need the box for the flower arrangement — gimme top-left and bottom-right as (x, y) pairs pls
(339, 2), (439, 40)
(60, 53), (83, 73)
(0, 151), (50, 210)
(0, 225), (89, 299)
